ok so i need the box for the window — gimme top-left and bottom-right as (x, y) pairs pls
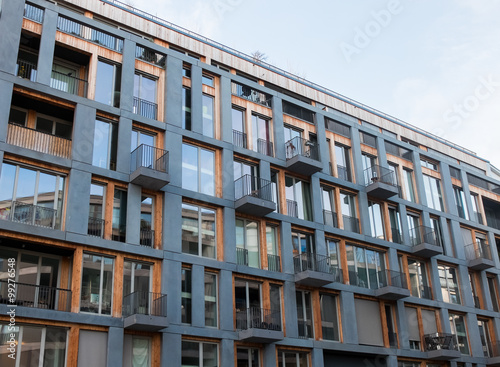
(449, 313), (469, 354)
(402, 168), (416, 202)
(181, 203), (216, 258)
(236, 348), (260, 367)
(296, 290), (313, 338)
(181, 340), (218, 367)
(112, 188), (127, 242)
(388, 206), (402, 244)
(182, 87), (191, 130)
(477, 319), (493, 357)
(423, 175), (444, 211)
(285, 176), (312, 220)
(202, 74), (214, 87)
(346, 244), (386, 289)
(123, 335), (151, 367)
(334, 144), (352, 181)
(0, 324), (68, 367)
(453, 186), (469, 219)
(251, 114), (272, 156)
(408, 258), (430, 299)
(326, 239), (340, 270)
(204, 272), (217, 327)
(133, 73), (157, 119)
(339, 191), (358, 233)
(181, 267), (192, 324)
(232, 107), (246, 148)
(270, 170), (280, 213)
(361, 153), (377, 182)
(368, 201), (385, 239)
(182, 143), (215, 196)
(470, 193), (483, 224)
(355, 298), (384, 346)
(92, 119), (118, 170)
(80, 253), (114, 315)
(202, 94), (214, 138)
(266, 225), (280, 272)
(140, 195), (154, 247)
(284, 125), (302, 144)
(233, 160), (258, 180)
(235, 218), (260, 268)
(321, 186), (337, 227)
(95, 59), (121, 107)
(407, 213), (421, 245)
(360, 131), (377, 147)
(0, 162), (65, 229)
(123, 261), (151, 311)
(487, 276), (499, 312)
(430, 217), (444, 248)
(420, 157), (439, 171)
(320, 293), (339, 341)
(325, 118), (350, 137)
(88, 182), (105, 236)
(438, 265), (460, 304)
(469, 272), (481, 308)
(282, 100), (315, 123)
(131, 129), (155, 151)
(35, 113), (72, 139)
(292, 231), (315, 264)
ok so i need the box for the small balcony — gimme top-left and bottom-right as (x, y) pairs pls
(0, 201), (58, 229)
(231, 82), (272, 108)
(130, 144), (170, 190)
(424, 333), (461, 360)
(122, 291), (168, 331)
(50, 69), (88, 97)
(374, 270), (410, 300)
(267, 254), (281, 272)
(342, 214), (360, 234)
(234, 175), (275, 216)
(364, 165), (399, 199)
(293, 253), (342, 287)
(133, 97), (158, 120)
(464, 243), (494, 270)
(233, 129), (247, 149)
(285, 137), (322, 175)
(87, 216), (105, 238)
(16, 58), (37, 82)
(236, 307), (283, 342)
(0, 281), (71, 312)
(236, 247), (259, 268)
(257, 138), (274, 157)
(323, 209), (338, 228)
(409, 226), (443, 257)
(7, 123), (72, 159)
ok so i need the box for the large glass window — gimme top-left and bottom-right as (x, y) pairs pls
(402, 168), (416, 202)
(123, 335), (151, 367)
(335, 144), (351, 181)
(202, 94), (214, 138)
(181, 340), (218, 367)
(453, 186), (469, 220)
(140, 195), (154, 247)
(487, 276), (499, 312)
(339, 191), (358, 233)
(477, 319), (493, 357)
(346, 244), (386, 289)
(181, 267), (192, 324)
(95, 59), (121, 107)
(321, 186), (336, 227)
(236, 348), (259, 367)
(204, 272), (217, 327)
(232, 107), (246, 148)
(408, 259), (430, 298)
(80, 253), (114, 315)
(449, 313), (469, 354)
(423, 175), (444, 211)
(235, 218), (260, 268)
(133, 73), (157, 119)
(296, 290), (313, 338)
(182, 143), (215, 196)
(123, 261), (151, 300)
(112, 188), (127, 242)
(92, 119), (118, 170)
(438, 265), (461, 304)
(251, 114), (272, 156)
(368, 201), (385, 239)
(388, 206), (402, 244)
(277, 351), (309, 367)
(320, 293), (339, 341)
(285, 176), (312, 220)
(181, 203), (216, 258)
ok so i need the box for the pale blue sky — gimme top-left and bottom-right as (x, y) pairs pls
(131, 0), (500, 168)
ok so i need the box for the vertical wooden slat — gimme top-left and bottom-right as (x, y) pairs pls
(113, 254), (124, 317)
(71, 247), (83, 313)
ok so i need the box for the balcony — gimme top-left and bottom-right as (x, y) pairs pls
(342, 215), (360, 234)
(50, 69), (88, 97)
(424, 333), (461, 360)
(16, 58), (37, 82)
(374, 270), (410, 300)
(0, 201), (58, 229)
(122, 291), (168, 331)
(234, 175), (275, 216)
(130, 144), (170, 190)
(285, 137), (322, 175)
(233, 129), (247, 149)
(257, 138), (274, 157)
(236, 247), (259, 268)
(140, 227), (155, 247)
(231, 82), (272, 108)
(364, 165), (399, 199)
(293, 253), (342, 287)
(0, 281), (71, 312)
(267, 254), (281, 272)
(87, 216), (105, 238)
(323, 209), (338, 228)
(7, 123), (72, 159)
(24, 3), (44, 23)
(133, 97), (158, 120)
(236, 307), (283, 342)
(464, 243), (494, 270)
(409, 226), (443, 257)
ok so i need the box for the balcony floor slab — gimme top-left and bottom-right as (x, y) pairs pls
(123, 314), (168, 331)
(130, 167), (170, 191)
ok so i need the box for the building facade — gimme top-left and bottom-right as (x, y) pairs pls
(1, 1), (500, 366)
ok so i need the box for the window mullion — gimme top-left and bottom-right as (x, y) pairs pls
(99, 256), (104, 314)
(16, 327), (24, 367)
(38, 327), (47, 367)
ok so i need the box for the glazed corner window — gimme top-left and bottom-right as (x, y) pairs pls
(423, 174), (444, 211)
(80, 253), (114, 315)
(181, 203), (216, 258)
(204, 272), (217, 327)
(95, 59), (121, 107)
(202, 94), (214, 138)
(368, 201), (385, 239)
(181, 143), (215, 196)
(0, 162), (65, 229)
(92, 119), (118, 170)
(181, 340), (218, 367)
(449, 313), (469, 354)
(438, 264), (461, 304)
(133, 72), (157, 120)
(182, 87), (192, 130)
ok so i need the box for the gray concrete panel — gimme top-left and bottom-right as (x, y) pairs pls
(116, 116), (132, 174)
(65, 169), (91, 234)
(190, 65), (203, 134)
(219, 269), (234, 331)
(223, 207), (236, 264)
(221, 147), (234, 201)
(165, 56), (183, 127)
(106, 327), (124, 367)
(311, 176), (323, 225)
(36, 9), (57, 86)
(163, 259), (181, 324)
(220, 339), (234, 367)
(220, 76), (232, 143)
(339, 291), (358, 344)
(0, 80), (14, 143)
(0, 0), (24, 75)
(163, 192), (182, 253)
(272, 96), (285, 161)
(280, 221), (293, 274)
(119, 39), (136, 113)
(283, 280), (298, 338)
(440, 162), (458, 217)
(72, 104), (97, 164)
(125, 183), (141, 245)
(164, 130), (182, 187)
(191, 264), (205, 328)
(161, 332), (181, 367)
(315, 114), (330, 173)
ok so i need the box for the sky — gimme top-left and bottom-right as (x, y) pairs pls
(125, 0), (500, 169)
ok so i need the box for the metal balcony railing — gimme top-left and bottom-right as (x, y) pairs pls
(337, 164), (351, 181)
(231, 82), (272, 107)
(285, 137), (319, 161)
(297, 319), (314, 339)
(409, 225), (439, 247)
(377, 270), (408, 289)
(88, 216), (105, 238)
(24, 3), (44, 23)
(112, 224), (126, 243)
(234, 175), (273, 202)
(465, 243), (492, 261)
(236, 247), (248, 266)
(267, 254), (280, 272)
(1, 201), (58, 229)
(50, 70), (88, 97)
(391, 228), (403, 244)
(16, 58), (37, 81)
(293, 253), (342, 282)
(135, 45), (165, 67)
(286, 199), (298, 218)
(424, 333), (458, 351)
(122, 291), (167, 317)
(133, 97), (158, 120)
(323, 209), (338, 228)
(364, 165), (397, 187)
(130, 144), (169, 173)
(235, 307), (281, 331)
(232, 129), (247, 149)
(257, 138), (273, 157)
(0, 280), (71, 312)
(342, 214), (359, 233)
(140, 228), (155, 247)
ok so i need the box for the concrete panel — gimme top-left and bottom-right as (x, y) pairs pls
(125, 183), (141, 245)
(116, 116), (132, 174)
(72, 104), (97, 164)
(165, 56), (183, 127)
(106, 327), (124, 367)
(272, 96), (285, 161)
(163, 192), (182, 253)
(0, 0), (24, 75)
(37, 9), (57, 86)
(191, 264), (205, 328)
(65, 169), (91, 234)
(220, 76), (232, 143)
(190, 65), (203, 134)
(0, 80), (14, 143)
(119, 39), (136, 113)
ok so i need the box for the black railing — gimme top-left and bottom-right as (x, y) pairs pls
(342, 214), (359, 233)
(235, 307), (281, 331)
(286, 199), (298, 218)
(16, 58), (37, 81)
(409, 226), (438, 247)
(50, 70), (88, 97)
(285, 137), (319, 161)
(267, 254), (280, 272)
(257, 138), (273, 157)
(323, 209), (338, 228)
(232, 129), (247, 148)
(88, 216), (105, 238)
(464, 243), (492, 261)
(140, 228), (154, 247)
(473, 295), (481, 309)
(337, 164), (351, 181)
(130, 144), (169, 173)
(231, 82), (272, 107)
(297, 319), (314, 339)
(378, 270), (407, 289)
(0, 280), (71, 312)
(364, 165), (397, 187)
(234, 174), (273, 202)
(122, 291), (167, 317)
(391, 228), (403, 244)
(135, 45), (165, 67)
(236, 247), (248, 266)
(2, 201), (58, 229)
(424, 333), (458, 351)
(293, 253), (342, 281)
(133, 97), (158, 120)
(24, 3), (44, 23)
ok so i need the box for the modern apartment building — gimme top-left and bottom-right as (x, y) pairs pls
(1, 1), (500, 366)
